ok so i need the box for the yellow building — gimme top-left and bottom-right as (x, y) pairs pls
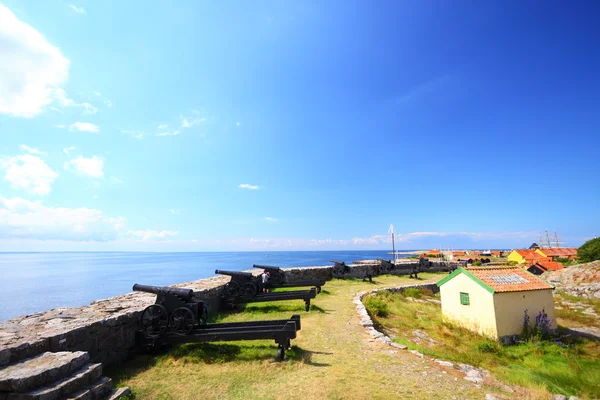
(436, 267), (556, 342)
(507, 249), (536, 264)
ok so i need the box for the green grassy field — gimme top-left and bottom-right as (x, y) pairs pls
(364, 289), (600, 399)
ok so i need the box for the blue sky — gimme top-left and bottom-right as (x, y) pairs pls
(0, 0), (599, 251)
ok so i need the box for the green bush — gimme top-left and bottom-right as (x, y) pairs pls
(477, 340), (502, 354)
(506, 260), (518, 266)
(473, 260), (482, 266)
(556, 257), (574, 266)
(364, 296), (389, 317)
(402, 287), (424, 299)
(577, 238), (600, 262)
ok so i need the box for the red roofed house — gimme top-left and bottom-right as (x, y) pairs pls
(437, 267), (556, 342)
(527, 260), (564, 275)
(453, 251), (466, 257)
(535, 247), (578, 260)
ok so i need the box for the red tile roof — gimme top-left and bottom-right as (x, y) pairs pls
(466, 267), (553, 292)
(537, 247), (578, 257)
(534, 261), (564, 272)
(514, 249), (537, 258)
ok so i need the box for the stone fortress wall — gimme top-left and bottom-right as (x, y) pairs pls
(0, 261), (453, 369)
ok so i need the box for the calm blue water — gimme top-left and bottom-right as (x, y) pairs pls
(0, 251), (407, 321)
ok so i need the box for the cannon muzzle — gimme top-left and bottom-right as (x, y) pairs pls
(132, 284), (194, 301)
(214, 269), (254, 278)
(253, 264), (281, 271)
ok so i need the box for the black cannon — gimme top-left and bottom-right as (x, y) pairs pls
(133, 284), (209, 337)
(376, 259), (396, 273)
(253, 264), (326, 293)
(331, 260), (350, 277)
(215, 270), (259, 300)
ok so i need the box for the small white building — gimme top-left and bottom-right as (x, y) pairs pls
(436, 267), (556, 341)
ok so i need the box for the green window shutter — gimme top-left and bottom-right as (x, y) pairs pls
(460, 292), (470, 305)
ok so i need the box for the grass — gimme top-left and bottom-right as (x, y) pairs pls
(364, 289), (600, 399)
(106, 273), (490, 400)
(554, 291), (600, 327)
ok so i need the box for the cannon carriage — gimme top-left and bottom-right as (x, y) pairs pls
(133, 284), (209, 337)
(134, 283), (302, 360)
(330, 260), (350, 277)
(252, 264), (325, 292)
(215, 270), (320, 311)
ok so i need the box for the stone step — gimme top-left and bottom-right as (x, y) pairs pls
(104, 387), (131, 400)
(5, 363), (102, 400)
(64, 387), (92, 400)
(89, 377), (113, 400)
(0, 352), (89, 393)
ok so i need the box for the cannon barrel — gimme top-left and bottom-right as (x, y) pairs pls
(215, 269), (255, 278)
(132, 284), (194, 301)
(253, 264), (282, 271)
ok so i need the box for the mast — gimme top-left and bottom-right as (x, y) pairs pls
(388, 224), (396, 262)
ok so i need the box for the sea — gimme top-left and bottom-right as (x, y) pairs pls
(0, 250), (411, 322)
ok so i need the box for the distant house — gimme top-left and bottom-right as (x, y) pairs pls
(535, 247), (578, 260)
(453, 251), (466, 257)
(527, 260), (564, 275)
(529, 243), (540, 250)
(437, 267), (556, 341)
(481, 250), (492, 256)
(507, 249), (537, 264)
(491, 250), (503, 257)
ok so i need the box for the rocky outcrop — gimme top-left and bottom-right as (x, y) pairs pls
(543, 261), (600, 299)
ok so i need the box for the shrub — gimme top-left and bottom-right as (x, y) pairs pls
(506, 260), (518, 266)
(473, 260), (482, 266)
(521, 308), (553, 342)
(556, 257), (574, 266)
(477, 340), (502, 354)
(402, 287), (423, 299)
(364, 296), (389, 317)
(577, 237), (600, 262)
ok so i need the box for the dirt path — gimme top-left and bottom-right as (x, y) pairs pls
(111, 274), (497, 399)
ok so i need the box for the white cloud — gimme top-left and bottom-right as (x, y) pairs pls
(265, 217), (278, 222)
(68, 5), (86, 14)
(157, 124), (168, 129)
(54, 124), (66, 129)
(181, 117), (205, 129)
(238, 183), (259, 190)
(127, 230), (179, 240)
(69, 122), (100, 133)
(0, 5), (70, 118)
(0, 196), (125, 241)
(64, 156), (104, 178)
(19, 145), (45, 156)
(236, 122), (241, 127)
(63, 146), (76, 155)
(104, 100), (112, 108)
(51, 88), (98, 115)
(0, 154), (58, 195)
(109, 176), (123, 184)
(92, 194), (99, 199)
(121, 130), (144, 139)
(156, 130), (180, 137)
(169, 209), (180, 215)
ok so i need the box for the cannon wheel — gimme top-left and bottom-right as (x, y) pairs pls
(277, 346), (285, 361)
(198, 304), (209, 326)
(223, 281), (240, 297)
(139, 304), (168, 338)
(240, 282), (257, 301)
(169, 307), (195, 335)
